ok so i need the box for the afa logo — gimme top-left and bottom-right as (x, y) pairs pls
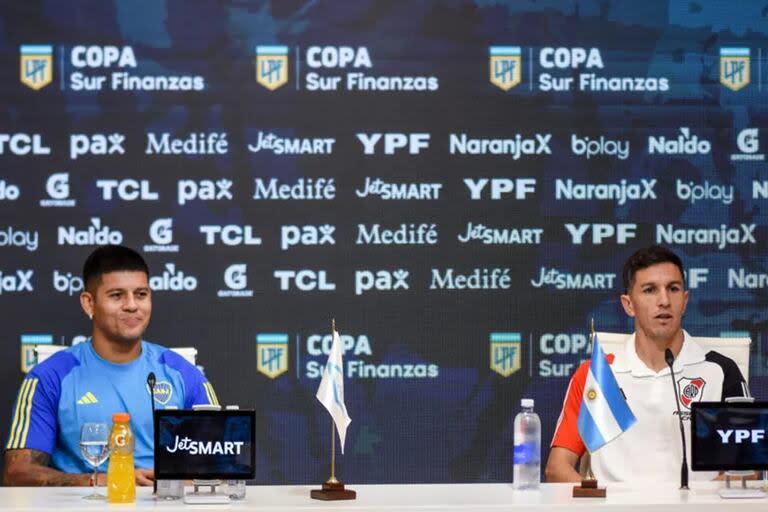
(20, 45), (53, 90)
(489, 46), (521, 91)
(720, 47), (750, 91)
(256, 45), (288, 91)
(256, 333), (288, 378)
(490, 332), (521, 377)
(148, 380), (173, 405)
(678, 377), (706, 408)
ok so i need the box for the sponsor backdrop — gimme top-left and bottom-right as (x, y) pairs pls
(1, 1), (767, 484)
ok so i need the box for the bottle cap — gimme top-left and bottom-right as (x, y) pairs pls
(521, 398), (534, 408)
(112, 412), (130, 422)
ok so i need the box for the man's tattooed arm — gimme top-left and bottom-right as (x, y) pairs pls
(3, 449), (91, 486)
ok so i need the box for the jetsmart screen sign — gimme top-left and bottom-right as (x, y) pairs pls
(165, 435), (245, 455)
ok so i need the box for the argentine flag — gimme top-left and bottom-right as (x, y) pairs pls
(577, 334), (636, 453)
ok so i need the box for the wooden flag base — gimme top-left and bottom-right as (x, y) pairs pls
(572, 479), (606, 498)
(311, 481), (357, 501)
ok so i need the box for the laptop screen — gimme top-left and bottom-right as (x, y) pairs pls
(154, 409), (255, 480)
(691, 401), (768, 471)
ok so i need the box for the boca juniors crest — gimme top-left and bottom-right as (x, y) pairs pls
(490, 332), (521, 377)
(720, 47), (750, 92)
(256, 45), (288, 91)
(257, 333), (288, 378)
(20, 44), (53, 90)
(148, 381), (173, 405)
(489, 46), (521, 91)
(677, 377), (706, 408)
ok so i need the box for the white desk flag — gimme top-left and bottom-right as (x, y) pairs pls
(316, 328), (352, 453)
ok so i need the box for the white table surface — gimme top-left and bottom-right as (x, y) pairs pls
(1, 482), (766, 511)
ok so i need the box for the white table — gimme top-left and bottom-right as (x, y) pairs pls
(1, 482), (766, 511)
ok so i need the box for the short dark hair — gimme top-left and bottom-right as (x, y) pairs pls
(82, 245), (149, 292)
(622, 245), (684, 293)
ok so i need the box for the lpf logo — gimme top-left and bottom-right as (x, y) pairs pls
(256, 45), (288, 90)
(720, 47), (750, 91)
(490, 332), (521, 377)
(20, 333), (53, 373)
(256, 333), (288, 379)
(489, 46), (521, 91)
(20, 45), (53, 90)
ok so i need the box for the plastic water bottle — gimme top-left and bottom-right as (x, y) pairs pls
(513, 398), (541, 490)
(225, 405), (246, 500)
(156, 406), (184, 500)
(157, 479), (184, 500)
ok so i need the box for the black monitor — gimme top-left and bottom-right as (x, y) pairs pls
(691, 401), (768, 471)
(154, 409), (256, 480)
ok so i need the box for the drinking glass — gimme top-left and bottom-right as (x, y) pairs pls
(79, 422), (110, 500)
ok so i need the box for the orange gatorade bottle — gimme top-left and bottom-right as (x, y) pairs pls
(107, 412), (136, 503)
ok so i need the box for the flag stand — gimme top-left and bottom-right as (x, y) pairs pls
(573, 320), (607, 498)
(572, 452), (606, 498)
(311, 319), (356, 501)
(310, 420), (356, 500)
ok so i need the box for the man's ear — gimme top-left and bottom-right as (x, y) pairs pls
(620, 293), (635, 318)
(80, 290), (94, 320)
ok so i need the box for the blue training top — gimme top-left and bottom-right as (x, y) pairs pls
(4, 339), (218, 473)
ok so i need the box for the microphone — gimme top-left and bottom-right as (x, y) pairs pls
(147, 372), (157, 494)
(664, 348), (689, 490)
(147, 372), (156, 410)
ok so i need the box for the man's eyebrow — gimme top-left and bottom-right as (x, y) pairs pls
(637, 279), (683, 287)
(104, 286), (150, 293)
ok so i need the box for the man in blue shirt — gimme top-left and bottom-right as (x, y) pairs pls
(3, 245), (218, 486)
